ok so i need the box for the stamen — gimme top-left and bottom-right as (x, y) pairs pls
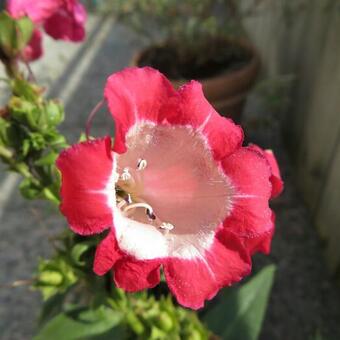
(121, 168), (131, 181)
(123, 202), (154, 215)
(137, 158), (147, 170)
(160, 222), (174, 231)
(117, 199), (127, 210)
(146, 209), (156, 220)
(125, 194), (132, 204)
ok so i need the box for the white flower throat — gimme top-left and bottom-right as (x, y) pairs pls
(111, 123), (233, 260)
(116, 158), (175, 234)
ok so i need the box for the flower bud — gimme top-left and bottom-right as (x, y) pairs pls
(38, 270), (63, 286)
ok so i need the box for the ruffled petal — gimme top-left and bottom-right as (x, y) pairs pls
(113, 258), (161, 291)
(248, 144), (284, 198)
(167, 81), (243, 160)
(56, 137), (114, 235)
(222, 147), (272, 238)
(93, 231), (122, 276)
(22, 29), (43, 62)
(163, 230), (251, 309)
(104, 67), (177, 153)
(7, 0), (60, 22)
(44, 2), (87, 42)
(264, 150), (284, 198)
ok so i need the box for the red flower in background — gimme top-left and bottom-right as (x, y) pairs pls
(56, 67), (283, 309)
(7, 0), (87, 61)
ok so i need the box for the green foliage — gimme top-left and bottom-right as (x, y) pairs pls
(34, 257), (78, 300)
(34, 305), (125, 340)
(203, 265), (276, 340)
(100, 0), (243, 62)
(0, 77), (67, 203)
(0, 12), (34, 58)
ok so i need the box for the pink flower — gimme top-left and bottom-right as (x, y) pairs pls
(44, 1), (87, 42)
(6, 0), (87, 61)
(22, 29), (43, 62)
(56, 67), (283, 309)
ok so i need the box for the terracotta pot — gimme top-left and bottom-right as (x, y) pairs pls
(132, 39), (261, 121)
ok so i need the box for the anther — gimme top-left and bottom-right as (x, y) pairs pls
(137, 158), (147, 170)
(146, 209), (156, 220)
(121, 168), (131, 181)
(160, 223), (174, 231)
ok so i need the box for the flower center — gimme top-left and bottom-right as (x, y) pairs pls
(115, 123), (233, 239)
(116, 159), (175, 234)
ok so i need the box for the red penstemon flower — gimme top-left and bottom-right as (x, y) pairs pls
(6, 0), (87, 61)
(56, 67), (283, 309)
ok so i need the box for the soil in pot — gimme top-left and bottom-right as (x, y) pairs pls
(137, 39), (252, 81)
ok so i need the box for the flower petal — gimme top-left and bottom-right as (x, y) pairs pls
(22, 29), (43, 62)
(44, 2), (87, 42)
(7, 0), (60, 22)
(241, 211), (276, 255)
(248, 144), (284, 198)
(93, 231), (122, 276)
(167, 81), (243, 160)
(113, 258), (161, 291)
(222, 147), (273, 238)
(56, 137), (114, 235)
(104, 67), (177, 153)
(264, 150), (284, 198)
(163, 230), (251, 309)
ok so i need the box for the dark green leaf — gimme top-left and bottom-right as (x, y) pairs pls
(203, 265), (276, 340)
(34, 306), (124, 340)
(39, 290), (70, 326)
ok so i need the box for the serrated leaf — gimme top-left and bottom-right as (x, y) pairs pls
(34, 306), (124, 340)
(203, 265), (276, 340)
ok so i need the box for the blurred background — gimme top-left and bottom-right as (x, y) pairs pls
(1, 0), (340, 339)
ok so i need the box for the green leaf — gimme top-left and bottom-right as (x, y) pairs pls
(70, 242), (92, 266)
(35, 151), (58, 166)
(34, 306), (124, 340)
(0, 12), (33, 56)
(19, 177), (41, 199)
(203, 265), (276, 340)
(39, 290), (70, 326)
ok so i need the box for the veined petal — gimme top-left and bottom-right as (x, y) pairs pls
(113, 258), (161, 291)
(56, 137), (114, 235)
(93, 230), (122, 275)
(222, 147), (273, 238)
(164, 230), (250, 309)
(168, 81), (243, 160)
(104, 67), (177, 153)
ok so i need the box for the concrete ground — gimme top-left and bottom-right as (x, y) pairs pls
(1, 17), (340, 340)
